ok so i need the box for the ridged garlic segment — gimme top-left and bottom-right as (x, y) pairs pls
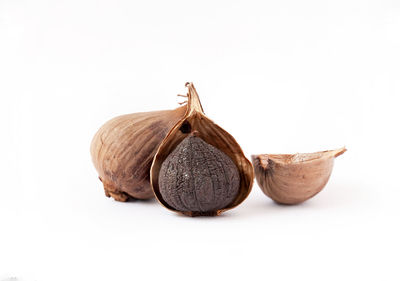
(91, 107), (186, 201)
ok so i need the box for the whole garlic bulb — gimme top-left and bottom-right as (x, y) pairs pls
(90, 106), (186, 201)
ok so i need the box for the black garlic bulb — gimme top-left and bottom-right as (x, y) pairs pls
(159, 133), (240, 213)
(151, 83), (254, 217)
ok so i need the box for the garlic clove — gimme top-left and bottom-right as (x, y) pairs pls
(252, 148), (346, 205)
(150, 83), (254, 216)
(91, 106), (186, 201)
(158, 133), (241, 214)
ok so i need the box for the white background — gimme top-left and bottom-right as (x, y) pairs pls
(1, 0), (399, 280)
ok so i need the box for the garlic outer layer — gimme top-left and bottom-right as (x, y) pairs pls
(252, 148), (346, 205)
(90, 106), (186, 201)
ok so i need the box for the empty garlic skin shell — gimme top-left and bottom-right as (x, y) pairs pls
(252, 148), (346, 205)
(150, 83), (254, 217)
(90, 106), (186, 201)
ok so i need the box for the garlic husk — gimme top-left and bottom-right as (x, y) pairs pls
(150, 83), (254, 216)
(91, 106), (186, 201)
(252, 148), (346, 205)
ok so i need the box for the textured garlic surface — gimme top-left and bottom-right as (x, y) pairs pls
(159, 135), (240, 212)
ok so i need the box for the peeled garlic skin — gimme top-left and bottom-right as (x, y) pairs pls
(159, 135), (240, 213)
(90, 106), (186, 201)
(252, 148), (346, 205)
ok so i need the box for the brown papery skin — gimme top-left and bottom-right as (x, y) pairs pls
(90, 106), (186, 201)
(252, 148), (346, 205)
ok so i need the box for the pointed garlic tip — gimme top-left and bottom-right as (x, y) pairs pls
(252, 148), (346, 205)
(185, 82), (204, 114)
